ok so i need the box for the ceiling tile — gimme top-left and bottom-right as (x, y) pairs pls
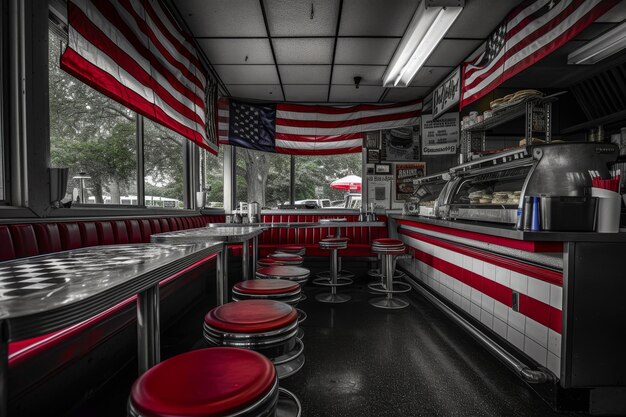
(339, 0), (418, 36)
(177, 0), (266, 37)
(273, 38), (334, 64)
(383, 87), (430, 102)
(409, 66), (454, 87)
(214, 65), (279, 84)
(226, 85), (284, 101)
(331, 65), (386, 85)
(197, 39), (274, 65)
(283, 85), (328, 102)
(572, 23), (617, 42)
(328, 85), (385, 102)
(445, 0), (523, 39)
(265, 0), (340, 36)
(279, 65), (331, 84)
(425, 39), (483, 67)
(334, 38), (400, 65)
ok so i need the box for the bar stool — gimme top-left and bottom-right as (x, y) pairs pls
(128, 347), (301, 417)
(233, 278), (307, 328)
(276, 245), (306, 256)
(204, 299), (305, 379)
(313, 237), (352, 303)
(368, 238), (411, 309)
(367, 238), (406, 288)
(316, 236), (355, 281)
(268, 252), (304, 266)
(257, 257), (287, 268)
(256, 265), (311, 302)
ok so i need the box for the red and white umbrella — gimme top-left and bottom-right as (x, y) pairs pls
(330, 175), (361, 192)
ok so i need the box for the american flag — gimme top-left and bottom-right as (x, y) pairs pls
(460, 0), (619, 110)
(218, 99), (422, 155)
(61, 0), (217, 154)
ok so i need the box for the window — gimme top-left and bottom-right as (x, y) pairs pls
(295, 154), (362, 208)
(236, 148), (290, 209)
(0, 3), (5, 202)
(200, 147), (224, 208)
(143, 119), (185, 209)
(49, 30), (137, 205)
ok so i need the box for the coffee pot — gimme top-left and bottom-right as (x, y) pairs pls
(248, 201), (260, 223)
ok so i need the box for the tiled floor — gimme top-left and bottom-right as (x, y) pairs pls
(67, 259), (574, 417)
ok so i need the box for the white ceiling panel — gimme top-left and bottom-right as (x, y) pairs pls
(445, 0), (522, 39)
(409, 66), (454, 87)
(279, 65), (332, 84)
(227, 85), (284, 101)
(339, 0), (418, 36)
(197, 39), (274, 65)
(334, 38), (400, 65)
(283, 85), (328, 102)
(425, 39), (483, 67)
(273, 38), (334, 64)
(331, 65), (386, 85)
(265, 0), (340, 36)
(383, 87), (430, 102)
(214, 65), (280, 84)
(328, 85), (385, 102)
(177, 0), (266, 37)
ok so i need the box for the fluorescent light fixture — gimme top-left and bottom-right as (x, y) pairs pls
(568, 21), (626, 65)
(383, 1), (463, 87)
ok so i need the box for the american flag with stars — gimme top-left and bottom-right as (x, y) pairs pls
(460, 0), (619, 110)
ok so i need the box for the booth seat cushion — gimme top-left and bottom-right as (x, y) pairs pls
(10, 225), (39, 258)
(33, 224), (63, 254)
(77, 222), (99, 247)
(0, 225), (16, 261)
(96, 222), (115, 245)
(112, 221), (130, 244)
(125, 220), (142, 243)
(59, 223), (83, 250)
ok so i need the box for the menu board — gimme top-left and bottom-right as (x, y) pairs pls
(395, 162), (426, 202)
(381, 125), (420, 161)
(422, 113), (459, 155)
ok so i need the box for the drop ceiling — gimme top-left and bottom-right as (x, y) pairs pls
(173, 0), (624, 103)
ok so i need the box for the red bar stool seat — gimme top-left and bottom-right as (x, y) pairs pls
(313, 237), (352, 303)
(204, 300), (305, 379)
(368, 239), (412, 310)
(257, 257), (286, 267)
(256, 264), (312, 302)
(233, 279), (307, 325)
(268, 252), (304, 266)
(128, 347), (301, 417)
(276, 245), (306, 256)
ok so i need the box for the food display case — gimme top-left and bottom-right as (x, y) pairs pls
(404, 173), (451, 218)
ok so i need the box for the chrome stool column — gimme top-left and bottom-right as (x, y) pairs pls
(314, 237), (352, 303)
(316, 236), (355, 281)
(368, 239), (411, 309)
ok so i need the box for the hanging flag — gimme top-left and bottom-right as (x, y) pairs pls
(60, 0), (218, 154)
(460, 0), (619, 110)
(218, 99), (422, 155)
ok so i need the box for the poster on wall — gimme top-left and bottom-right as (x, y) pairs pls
(432, 67), (460, 120)
(422, 113), (459, 155)
(366, 180), (391, 210)
(395, 162), (426, 202)
(380, 125), (420, 161)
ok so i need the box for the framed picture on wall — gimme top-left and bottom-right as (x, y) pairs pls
(365, 131), (380, 149)
(374, 163), (391, 174)
(367, 149), (380, 163)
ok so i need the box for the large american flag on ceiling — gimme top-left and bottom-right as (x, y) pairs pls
(460, 0), (619, 109)
(218, 99), (422, 155)
(60, 0), (218, 154)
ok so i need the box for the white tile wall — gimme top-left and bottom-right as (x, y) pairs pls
(470, 302), (481, 320)
(494, 300), (509, 322)
(495, 266), (511, 287)
(483, 262), (496, 281)
(508, 309), (526, 333)
(525, 317), (549, 348)
(528, 278), (550, 305)
(461, 283), (471, 299)
(510, 271), (528, 294)
(493, 317), (507, 338)
(472, 258), (484, 275)
(463, 255), (473, 271)
(471, 288), (482, 305)
(524, 336), (548, 367)
(461, 297), (471, 313)
(548, 329), (561, 356)
(547, 351), (561, 376)
(507, 326), (524, 351)
(481, 294), (495, 314)
(480, 310), (494, 329)
(549, 284), (562, 309)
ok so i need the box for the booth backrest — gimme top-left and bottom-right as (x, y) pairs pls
(0, 214), (225, 262)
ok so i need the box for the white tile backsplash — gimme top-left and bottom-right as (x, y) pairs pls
(507, 326), (524, 350)
(481, 294), (495, 314)
(547, 351), (561, 377)
(495, 266), (511, 287)
(494, 301), (509, 322)
(483, 262), (496, 281)
(528, 278), (550, 305)
(524, 336), (548, 367)
(463, 255), (473, 271)
(548, 329), (561, 356)
(472, 258), (484, 275)
(470, 302), (481, 320)
(549, 284), (563, 309)
(510, 271), (528, 294)
(461, 297), (471, 313)
(525, 317), (549, 348)
(508, 309), (526, 333)
(471, 288), (482, 305)
(493, 317), (507, 338)
(480, 310), (494, 329)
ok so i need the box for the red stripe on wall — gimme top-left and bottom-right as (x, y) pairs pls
(399, 227), (563, 286)
(410, 245), (562, 334)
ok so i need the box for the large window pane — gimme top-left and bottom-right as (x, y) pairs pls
(200, 147), (224, 208)
(295, 154), (362, 208)
(144, 119), (185, 209)
(236, 148), (290, 209)
(49, 31), (137, 204)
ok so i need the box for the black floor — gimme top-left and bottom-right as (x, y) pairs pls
(67, 259), (575, 417)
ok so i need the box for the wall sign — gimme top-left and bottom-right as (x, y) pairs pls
(395, 162), (426, 202)
(380, 125), (420, 162)
(422, 113), (459, 155)
(432, 67), (460, 120)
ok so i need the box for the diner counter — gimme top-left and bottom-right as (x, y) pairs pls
(391, 215), (626, 243)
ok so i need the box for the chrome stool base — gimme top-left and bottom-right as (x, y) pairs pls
(274, 338), (305, 379)
(367, 268), (405, 279)
(367, 281), (412, 294)
(315, 270), (355, 280)
(297, 308), (307, 323)
(369, 296), (409, 309)
(315, 292), (351, 303)
(276, 388), (302, 417)
(312, 276), (353, 287)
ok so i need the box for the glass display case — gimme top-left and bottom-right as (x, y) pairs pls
(404, 173), (450, 217)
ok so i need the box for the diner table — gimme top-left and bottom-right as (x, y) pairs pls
(0, 241), (224, 416)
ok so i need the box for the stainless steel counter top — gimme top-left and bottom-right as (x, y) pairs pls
(392, 215), (626, 243)
(206, 221), (385, 228)
(151, 226), (265, 243)
(0, 242), (223, 341)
